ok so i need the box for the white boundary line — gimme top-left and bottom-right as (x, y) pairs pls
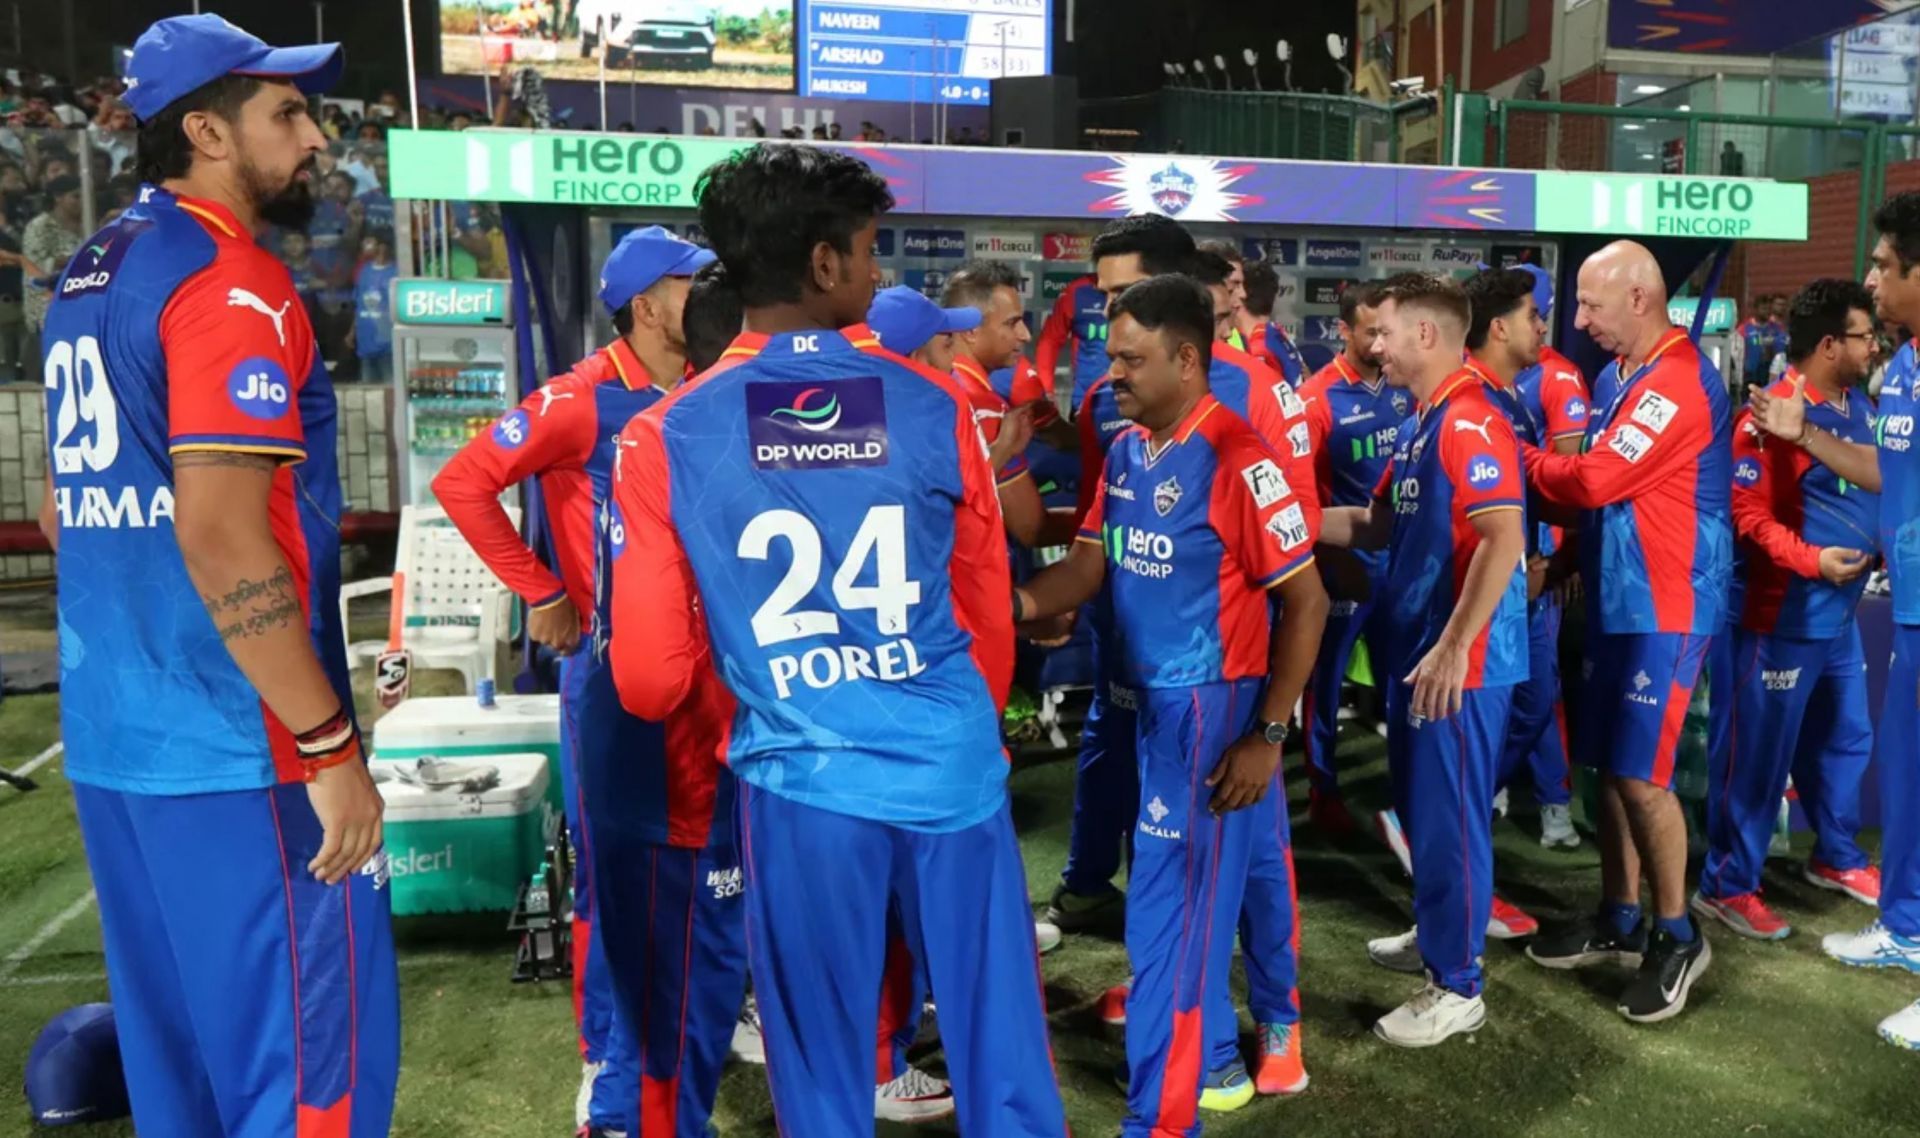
(6, 740), (61, 783)
(0, 889), (96, 983)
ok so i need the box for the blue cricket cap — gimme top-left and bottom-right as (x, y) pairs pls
(123, 15), (344, 122)
(1514, 262), (1554, 320)
(599, 226), (716, 316)
(25, 1004), (130, 1128)
(866, 286), (982, 356)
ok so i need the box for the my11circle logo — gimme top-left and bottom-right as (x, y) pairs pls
(226, 357), (292, 420)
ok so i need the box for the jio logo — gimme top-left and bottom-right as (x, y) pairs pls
(492, 410), (531, 450)
(607, 502), (626, 557)
(226, 358), (293, 420)
(1467, 455), (1504, 490)
(1733, 459), (1761, 487)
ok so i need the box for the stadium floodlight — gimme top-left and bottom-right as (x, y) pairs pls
(1214, 54), (1233, 89)
(1243, 47), (1263, 90)
(1327, 33), (1347, 61)
(1192, 57), (1213, 89)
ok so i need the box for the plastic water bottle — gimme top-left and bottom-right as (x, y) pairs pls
(476, 677), (497, 709)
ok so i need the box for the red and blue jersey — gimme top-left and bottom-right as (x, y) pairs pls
(47, 187), (346, 794)
(989, 355), (1059, 428)
(1036, 274), (1110, 412)
(1247, 321), (1308, 389)
(1732, 374), (1880, 638)
(1299, 354), (1409, 506)
(1377, 370), (1531, 687)
(1518, 344), (1591, 446)
(953, 353), (1031, 486)
(609, 325), (1017, 834)
(433, 338), (665, 620)
(1208, 339), (1320, 538)
(1875, 340), (1920, 625)
(1527, 330), (1733, 636)
(1072, 375), (1133, 684)
(1738, 317), (1788, 385)
(1076, 396), (1315, 689)
(1469, 356), (1554, 559)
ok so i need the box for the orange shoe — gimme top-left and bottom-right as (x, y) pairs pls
(1099, 981), (1130, 1026)
(1805, 861), (1881, 906)
(1486, 895), (1539, 940)
(1254, 1022), (1309, 1095)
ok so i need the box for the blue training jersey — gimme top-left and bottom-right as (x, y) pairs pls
(608, 325), (1017, 834)
(48, 186), (348, 794)
(1877, 341), (1920, 625)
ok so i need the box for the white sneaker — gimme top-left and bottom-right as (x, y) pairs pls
(875, 1066), (956, 1123)
(1367, 926), (1424, 974)
(1822, 920), (1920, 974)
(1540, 803), (1580, 849)
(1035, 920), (1063, 955)
(731, 995), (766, 1064)
(1878, 998), (1920, 1050)
(1492, 788), (1510, 819)
(576, 1059), (602, 1129)
(1375, 808), (1413, 877)
(1373, 982), (1486, 1048)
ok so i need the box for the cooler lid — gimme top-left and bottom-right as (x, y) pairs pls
(374, 752), (551, 821)
(371, 694), (562, 750)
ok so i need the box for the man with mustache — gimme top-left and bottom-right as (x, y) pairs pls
(42, 15), (397, 1136)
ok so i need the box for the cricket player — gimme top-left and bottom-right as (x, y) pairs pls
(435, 225), (750, 1137)
(1296, 281), (1409, 830)
(1749, 196), (1920, 1047)
(1696, 279), (1880, 943)
(609, 143), (1067, 1136)
(1318, 272), (1530, 1047)
(1201, 237), (1307, 387)
(48, 15), (397, 1136)
(1522, 241), (1730, 1024)
(1018, 273), (1328, 1133)
(1036, 269), (1112, 410)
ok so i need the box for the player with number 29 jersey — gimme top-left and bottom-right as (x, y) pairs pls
(49, 186), (346, 794)
(610, 324), (1016, 833)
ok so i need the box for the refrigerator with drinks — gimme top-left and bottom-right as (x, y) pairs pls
(389, 278), (518, 506)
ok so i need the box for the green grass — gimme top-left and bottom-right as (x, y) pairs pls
(6, 679), (1920, 1137)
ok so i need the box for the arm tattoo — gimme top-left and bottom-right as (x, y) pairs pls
(201, 565), (303, 643)
(174, 451), (279, 472)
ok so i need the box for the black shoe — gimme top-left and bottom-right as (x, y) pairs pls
(1526, 911), (1649, 970)
(1618, 924), (1712, 1023)
(1045, 882), (1124, 931)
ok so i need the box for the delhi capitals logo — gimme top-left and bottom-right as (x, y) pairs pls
(1153, 476), (1183, 517)
(769, 387), (842, 432)
(1148, 164), (1197, 216)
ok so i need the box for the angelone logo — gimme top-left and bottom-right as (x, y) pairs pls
(769, 387), (842, 432)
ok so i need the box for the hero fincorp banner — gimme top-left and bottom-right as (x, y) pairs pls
(390, 131), (1807, 240)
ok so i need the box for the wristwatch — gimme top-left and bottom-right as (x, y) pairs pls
(1252, 718), (1289, 746)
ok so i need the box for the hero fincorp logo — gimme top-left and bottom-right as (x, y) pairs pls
(749, 377), (889, 469)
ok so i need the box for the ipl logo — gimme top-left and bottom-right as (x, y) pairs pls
(769, 387), (842, 432)
(1148, 164), (1198, 216)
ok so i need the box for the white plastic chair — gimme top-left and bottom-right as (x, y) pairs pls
(340, 505), (518, 693)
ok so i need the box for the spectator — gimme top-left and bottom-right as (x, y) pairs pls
(279, 229), (322, 331)
(749, 118), (767, 137)
(450, 110), (475, 130)
(358, 153), (394, 231)
(353, 228), (399, 383)
(21, 173), (81, 342)
(812, 124), (828, 140)
(307, 171), (362, 369)
(0, 206), (26, 383)
(1719, 140), (1745, 177)
(88, 101), (135, 173)
(340, 142), (381, 196)
(828, 121), (843, 141)
(355, 120), (386, 145)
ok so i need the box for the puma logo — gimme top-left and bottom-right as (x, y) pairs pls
(1453, 416), (1494, 445)
(227, 287), (292, 347)
(534, 386), (574, 417)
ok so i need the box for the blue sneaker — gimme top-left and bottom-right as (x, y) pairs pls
(1823, 920), (1920, 973)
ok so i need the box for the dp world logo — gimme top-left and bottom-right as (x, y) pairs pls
(1148, 164), (1197, 216)
(769, 387), (842, 432)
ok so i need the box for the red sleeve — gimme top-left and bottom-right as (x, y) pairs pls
(1078, 461), (1109, 541)
(431, 378), (598, 609)
(1300, 376), (1336, 505)
(163, 253), (313, 461)
(1010, 358), (1058, 428)
(1034, 285), (1076, 393)
(970, 387), (1030, 486)
(1374, 459), (1394, 502)
(1541, 361), (1592, 442)
(947, 393), (1016, 712)
(608, 410), (710, 720)
(1214, 433), (1316, 588)
(1073, 383), (1106, 524)
(1731, 413), (1823, 579)
(1444, 404), (1526, 517)
(1526, 371), (1708, 509)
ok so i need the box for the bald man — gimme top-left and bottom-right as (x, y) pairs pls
(1521, 242), (1732, 1024)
